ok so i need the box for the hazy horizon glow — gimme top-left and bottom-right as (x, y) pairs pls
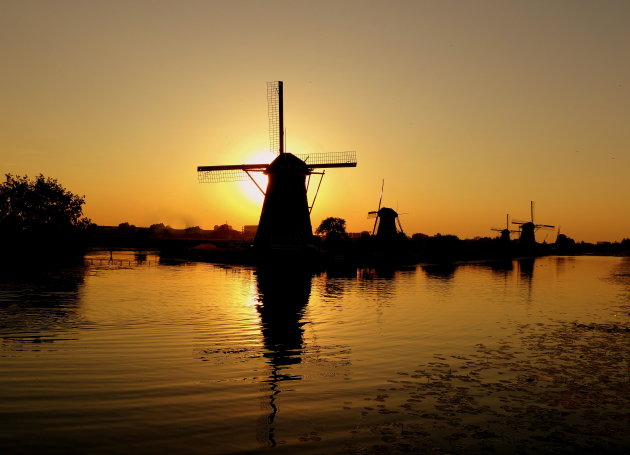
(1, 1), (629, 242)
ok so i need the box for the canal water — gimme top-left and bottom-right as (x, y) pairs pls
(1, 253), (628, 454)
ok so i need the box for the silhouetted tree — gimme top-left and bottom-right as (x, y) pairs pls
(149, 223), (165, 230)
(117, 222), (137, 233)
(316, 217), (348, 241)
(148, 223), (176, 238)
(0, 174), (91, 234)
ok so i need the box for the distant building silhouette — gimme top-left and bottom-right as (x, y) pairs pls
(242, 225), (258, 242)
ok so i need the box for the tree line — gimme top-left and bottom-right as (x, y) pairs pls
(2, 174), (628, 261)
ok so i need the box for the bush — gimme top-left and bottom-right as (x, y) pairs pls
(0, 174), (91, 260)
(0, 174), (91, 234)
(316, 217), (348, 240)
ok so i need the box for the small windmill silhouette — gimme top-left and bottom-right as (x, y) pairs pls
(367, 180), (404, 239)
(197, 82), (357, 252)
(491, 214), (519, 242)
(512, 201), (554, 246)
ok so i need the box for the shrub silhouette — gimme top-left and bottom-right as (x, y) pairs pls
(0, 173), (91, 237)
(316, 217), (348, 241)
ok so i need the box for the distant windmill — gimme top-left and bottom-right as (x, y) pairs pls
(555, 226), (567, 244)
(197, 82), (357, 252)
(512, 201), (554, 246)
(367, 180), (404, 239)
(491, 214), (519, 242)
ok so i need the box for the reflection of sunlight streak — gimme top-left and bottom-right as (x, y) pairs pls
(192, 267), (263, 360)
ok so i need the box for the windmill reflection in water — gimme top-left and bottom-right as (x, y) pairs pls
(254, 265), (313, 447)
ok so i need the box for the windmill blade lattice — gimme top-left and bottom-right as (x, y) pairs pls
(197, 151), (356, 184)
(267, 81), (281, 155)
(197, 164), (267, 183)
(198, 169), (252, 183)
(296, 151), (357, 168)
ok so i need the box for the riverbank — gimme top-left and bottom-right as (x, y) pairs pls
(85, 228), (629, 266)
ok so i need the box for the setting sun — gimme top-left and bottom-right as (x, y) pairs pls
(236, 150), (274, 204)
(238, 173), (267, 205)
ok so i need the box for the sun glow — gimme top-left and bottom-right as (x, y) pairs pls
(239, 173), (268, 204)
(237, 150), (274, 204)
(235, 149), (325, 207)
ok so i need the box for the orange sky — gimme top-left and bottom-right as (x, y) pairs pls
(1, 0), (629, 242)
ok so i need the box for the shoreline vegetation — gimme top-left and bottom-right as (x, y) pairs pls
(1, 222), (629, 268)
(0, 174), (90, 265)
(2, 174), (628, 266)
(86, 223), (629, 266)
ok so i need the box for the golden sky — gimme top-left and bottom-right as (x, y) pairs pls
(1, 0), (629, 242)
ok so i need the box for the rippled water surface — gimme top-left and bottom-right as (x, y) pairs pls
(1, 254), (628, 454)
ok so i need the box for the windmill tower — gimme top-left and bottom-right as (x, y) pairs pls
(512, 201), (554, 247)
(491, 214), (518, 242)
(367, 180), (405, 240)
(197, 82), (357, 253)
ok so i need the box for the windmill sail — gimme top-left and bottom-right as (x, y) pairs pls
(296, 151), (357, 168)
(267, 81), (283, 155)
(196, 152), (356, 184)
(371, 180), (384, 235)
(197, 163), (268, 183)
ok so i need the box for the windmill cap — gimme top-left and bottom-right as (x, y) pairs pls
(265, 153), (309, 175)
(378, 207), (398, 217)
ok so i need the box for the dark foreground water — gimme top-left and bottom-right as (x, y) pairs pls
(1, 253), (628, 454)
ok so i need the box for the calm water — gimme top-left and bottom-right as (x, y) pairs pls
(1, 253), (628, 454)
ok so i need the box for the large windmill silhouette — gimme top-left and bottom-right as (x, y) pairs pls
(197, 82), (357, 252)
(512, 201), (554, 247)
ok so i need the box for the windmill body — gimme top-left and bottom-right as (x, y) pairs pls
(197, 82), (357, 254)
(491, 214), (518, 242)
(374, 207), (401, 240)
(511, 201), (554, 248)
(518, 222), (537, 246)
(367, 181), (405, 241)
(254, 153), (313, 249)
(499, 229), (512, 242)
